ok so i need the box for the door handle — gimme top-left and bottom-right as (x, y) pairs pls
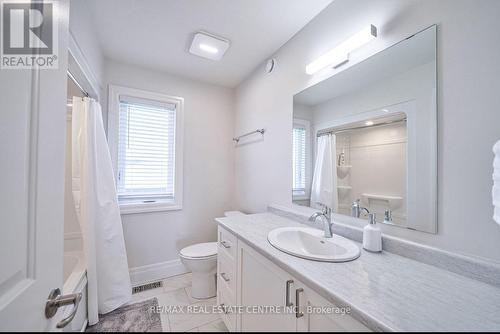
(295, 288), (304, 318)
(45, 288), (83, 328)
(285, 280), (294, 306)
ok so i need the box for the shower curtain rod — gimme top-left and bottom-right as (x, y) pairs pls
(317, 118), (407, 137)
(67, 70), (90, 98)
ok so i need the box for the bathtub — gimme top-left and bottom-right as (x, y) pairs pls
(62, 252), (88, 332)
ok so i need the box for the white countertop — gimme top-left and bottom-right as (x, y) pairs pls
(216, 212), (500, 331)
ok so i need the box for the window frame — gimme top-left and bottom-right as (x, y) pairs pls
(292, 118), (311, 201)
(108, 84), (184, 214)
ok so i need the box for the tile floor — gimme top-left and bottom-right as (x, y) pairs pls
(130, 273), (228, 332)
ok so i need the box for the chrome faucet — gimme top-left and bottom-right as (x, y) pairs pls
(308, 205), (333, 238)
(351, 199), (369, 218)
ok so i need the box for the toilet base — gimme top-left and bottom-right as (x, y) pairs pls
(190, 270), (217, 299)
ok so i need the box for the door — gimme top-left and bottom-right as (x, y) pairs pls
(238, 241), (297, 331)
(0, 0), (70, 330)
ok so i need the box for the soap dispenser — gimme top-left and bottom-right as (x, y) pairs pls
(363, 213), (382, 252)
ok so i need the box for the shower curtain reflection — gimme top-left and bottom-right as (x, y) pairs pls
(310, 134), (338, 211)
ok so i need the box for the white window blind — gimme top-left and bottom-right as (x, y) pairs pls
(293, 126), (306, 194)
(117, 96), (176, 202)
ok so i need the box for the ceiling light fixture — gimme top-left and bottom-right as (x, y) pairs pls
(189, 31), (230, 61)
(306, 24), (377, 75)
(199, 43), (218, 54)
(365, 121), (374, 126)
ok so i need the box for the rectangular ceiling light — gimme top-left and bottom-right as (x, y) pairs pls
(306, 25), (377, 75)
(189, 31), (230, 61)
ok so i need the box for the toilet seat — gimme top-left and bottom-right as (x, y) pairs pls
(180, 242), (217, 259)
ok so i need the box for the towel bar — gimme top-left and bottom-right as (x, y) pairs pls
(233, 128), (265, 143)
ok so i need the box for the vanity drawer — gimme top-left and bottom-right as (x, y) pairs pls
(217, 251), (236, 296)
(218, 282), (236, 332)
(218, 226), (237, 261)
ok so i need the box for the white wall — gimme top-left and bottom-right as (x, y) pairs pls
(104, 60), (235, 270)
(234, 0), (500, 262)
(69, 0), (104, 90)
(65, 0), (106, 252)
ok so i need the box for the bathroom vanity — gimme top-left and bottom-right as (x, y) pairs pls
(216, 212), (500, 332)
(217, 223), (368, 332)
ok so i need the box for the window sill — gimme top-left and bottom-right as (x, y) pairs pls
(292, 194), (310, 201)
(119, 201), (182, 215)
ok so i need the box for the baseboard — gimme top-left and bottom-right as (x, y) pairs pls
(129, 259), (188, 287)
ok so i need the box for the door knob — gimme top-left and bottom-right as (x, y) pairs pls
(45, 288), (82, 328)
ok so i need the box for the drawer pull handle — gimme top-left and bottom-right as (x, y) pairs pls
(285, 280), (294, 306)
(220, 273), (230, 282)
(220, 303), (229, 314)
(295, 288), (304, 318)
(220, 241), (231, 249)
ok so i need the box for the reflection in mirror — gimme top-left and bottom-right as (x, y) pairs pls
(292, 25), (437, 233)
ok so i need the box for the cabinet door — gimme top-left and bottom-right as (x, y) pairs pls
(296, 282), (371, 332)
(237, 241), (297, 332)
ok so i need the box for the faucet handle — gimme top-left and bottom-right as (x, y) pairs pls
(384, 210), (392, 222)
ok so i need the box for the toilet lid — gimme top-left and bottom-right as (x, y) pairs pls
(180, 242), (217, 258)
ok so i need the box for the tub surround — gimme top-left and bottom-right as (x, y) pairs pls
(216, 212), (500, 331)
(62, 251), (88, 332)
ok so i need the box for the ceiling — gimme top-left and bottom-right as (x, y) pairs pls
(87, 0), (332, 87)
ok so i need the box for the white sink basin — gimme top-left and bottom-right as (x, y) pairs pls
(268, 227), (360, 262)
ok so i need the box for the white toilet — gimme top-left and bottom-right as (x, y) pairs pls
(180, 211), (245, 299)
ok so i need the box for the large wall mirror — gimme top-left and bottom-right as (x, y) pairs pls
(292, 25), (437, 233)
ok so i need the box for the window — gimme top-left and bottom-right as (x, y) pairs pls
(108, 85), (184, 214)
(292, 119), (310, 198)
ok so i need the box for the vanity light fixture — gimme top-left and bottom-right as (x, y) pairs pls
(189, 31), (230, 61)
(305, 24), (377, 75)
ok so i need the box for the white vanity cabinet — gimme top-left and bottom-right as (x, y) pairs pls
(237, 240), (297, 331)
(217, 226), (238, 331)
(295, 282), (370, 332)
(216, 226), (370, 332)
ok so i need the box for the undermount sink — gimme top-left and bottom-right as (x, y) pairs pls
(268, 227), (360, 262)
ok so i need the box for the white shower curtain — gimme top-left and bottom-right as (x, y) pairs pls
(310, 134), (338, 211)
(71, 97), (131, 325)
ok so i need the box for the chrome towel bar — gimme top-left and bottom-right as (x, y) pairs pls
(233, 128), (265, 143)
